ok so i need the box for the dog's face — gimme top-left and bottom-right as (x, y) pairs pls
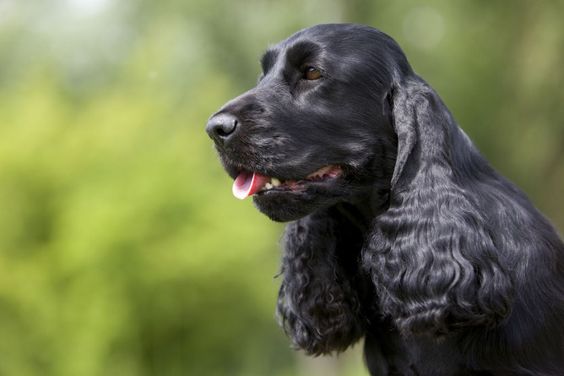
(206, 24), (409, 221)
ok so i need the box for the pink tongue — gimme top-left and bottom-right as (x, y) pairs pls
(232, 172), (270, 200)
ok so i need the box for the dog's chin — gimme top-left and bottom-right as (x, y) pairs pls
(252, 187), (344, 222)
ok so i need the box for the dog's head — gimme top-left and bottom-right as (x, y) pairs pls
(206, 24), (413, 221)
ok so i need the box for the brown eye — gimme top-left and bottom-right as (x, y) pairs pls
(304, 66), (322, 80)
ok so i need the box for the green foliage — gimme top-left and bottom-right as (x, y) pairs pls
(0, 71), (293, 375)
(0, 1), (562, 375)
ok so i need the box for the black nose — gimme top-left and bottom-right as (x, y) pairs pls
(206, 113), (239, 144)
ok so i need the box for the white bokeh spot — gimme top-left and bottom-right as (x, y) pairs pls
(403, 6), (445, 50)
(66, 0), (111, 16)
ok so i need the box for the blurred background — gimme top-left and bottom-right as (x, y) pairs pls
(0, 0), (562, 375)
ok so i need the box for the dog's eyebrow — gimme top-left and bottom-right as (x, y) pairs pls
(286, 41), (321, 67)
(260, 49), (278, 73)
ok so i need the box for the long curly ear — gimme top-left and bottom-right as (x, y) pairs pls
(277, 208), (366, 355)
(387, 81), (418, 190)
(363, 76), (514, 335)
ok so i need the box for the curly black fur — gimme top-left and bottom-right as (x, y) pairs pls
(206, 24), (564, 375)
(276, 207), (367, 355)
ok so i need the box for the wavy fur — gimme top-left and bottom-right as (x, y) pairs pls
(276, 207), (366, 355)
(208, 24), (564, 375)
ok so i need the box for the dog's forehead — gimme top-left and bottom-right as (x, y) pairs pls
(273, 26), (352, 54)
(258, 24), (411, 86)
(261, 24), (392, 67)
(260, 36), (348, 73)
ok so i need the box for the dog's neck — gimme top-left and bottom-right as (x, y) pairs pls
(333, 189), (389, 234)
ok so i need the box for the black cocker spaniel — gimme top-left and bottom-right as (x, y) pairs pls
(206, 24), (564, 375)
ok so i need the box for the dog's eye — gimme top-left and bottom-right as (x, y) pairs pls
(303, 66), (322, 80)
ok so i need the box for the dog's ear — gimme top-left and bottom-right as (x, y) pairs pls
(388, 79), (417, 190)
(388, 76), (451, 190)
(277, 208), (365, 355)
(365, 76), (514, 335)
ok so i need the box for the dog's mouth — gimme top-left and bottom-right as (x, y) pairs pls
(232, 165), (343, 200)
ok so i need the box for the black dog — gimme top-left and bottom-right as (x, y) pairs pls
(206, 24), (564, 375)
